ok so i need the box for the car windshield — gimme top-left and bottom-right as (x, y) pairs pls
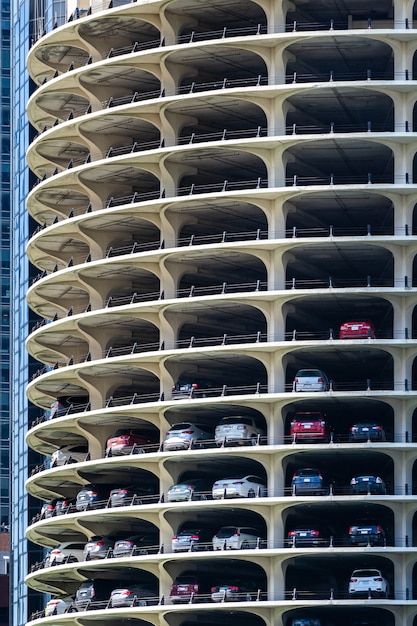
(216, 527), (236, 537)
(169, 423), (192, 431)
(220, 417), (252, 425)
(176, 576), (196, 584)
(296, 370), (322, 377)
(353, 569), (380, 577)
(294, 414), (321, 422)
(296, 469), (320, 476)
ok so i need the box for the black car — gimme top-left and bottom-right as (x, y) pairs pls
(349, 422), (386, 442)
(348, 522), (386, 546)
(286, 527), (330, 547)
(172, 375), (216, 400)
(349, 475), (386, 495)
(76, 485), (109, 511)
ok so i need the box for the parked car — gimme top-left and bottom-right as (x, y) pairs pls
(45, 596), (73, 616)
(212, 526), (264, 550)
(75, 485), (109, 511)
(172, 375), (215, 399)
(348, 568), (390, 597)
(172, 528), (213, 552)
(113, 533), (159, 557)
(170, 574), (211, 603)
(109, 583), (157, 607)
(215, 415), (264, 446)
(339, 321), (376, 339)
(75, 579), (115, 608)
(291, 468), (327, 495)
(349, 422), (386, 442)
(50, 396), (88, 418)
(211, 581), (258, 602)
(106, 429), (156, 455)
(41, 500), (58, 519)
(286, 528), (329, 548)
(350, 475), (386, 495)
(83, 536), (114, 560)
(110, 484), (157, 507)
(109, 486), (139, 507)
(55, 498), (75, 516)
(51, 443), (88, 467)
(44, 541), (85, 566)
(167, 478), (212, 502)
(348, 522), (386, 546)
(40, 497), (74, 518)
(163, 422), (213, 450)
(212, 475), (266, 499)
(290, 412), (330, 442)
(293, 369), (329, 392)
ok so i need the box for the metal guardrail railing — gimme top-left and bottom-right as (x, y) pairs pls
(27, 327), (417, 379)
(28, 379), (417, 431)
(29, 479), (417, 527)
(29, 276), (417, 335)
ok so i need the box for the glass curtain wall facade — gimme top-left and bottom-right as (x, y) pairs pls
(11, 0), (44, 623)
(0, 0), (10, 528)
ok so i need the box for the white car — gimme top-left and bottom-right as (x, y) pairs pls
(348, 568), (390, 598)
(44, 541), (85, 566)
(293, 369), (329, 392)
(45, 596), (73, 615)
(212, 526), (264, 550)
(215, 416), (264, 446)
(51, 443), (87, 467)
(163, 422), (213, 451)
(212, 475), (266, 499)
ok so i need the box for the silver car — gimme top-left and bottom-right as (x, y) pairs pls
(293, 369), (329, 392)
(44, 542), (85, 566)
(51, 443), (88, 467)
(83, 536), (114, 560)
(167, 478), (212, 502)
(163, 422), (213, 451)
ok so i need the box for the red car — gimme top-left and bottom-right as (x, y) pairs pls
(170, 574), (211, 603)
(339, 321), (375, 339)
(290, 412), (330, 442)
(106, 429), (157, 455)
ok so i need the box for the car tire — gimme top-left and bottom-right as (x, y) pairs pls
(248, 489), (255, 498)
(241, 540), (250, 549)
